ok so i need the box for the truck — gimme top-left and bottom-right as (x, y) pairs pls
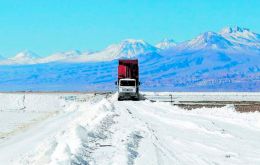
(116, 59), (140, 101)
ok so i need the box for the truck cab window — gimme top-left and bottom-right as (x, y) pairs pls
(120, 81), (135, 86)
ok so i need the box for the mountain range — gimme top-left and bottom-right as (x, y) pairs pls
(0, 26), (259, 91)
(0, 39), (160, 64)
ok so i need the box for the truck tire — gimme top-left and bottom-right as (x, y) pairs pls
(132, 96), (139, 101)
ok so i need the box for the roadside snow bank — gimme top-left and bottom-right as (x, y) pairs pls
(0, 92), (108, 165)
(18, 98), (115, 164)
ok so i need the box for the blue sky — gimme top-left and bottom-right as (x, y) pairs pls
(0, 0), (260, 57)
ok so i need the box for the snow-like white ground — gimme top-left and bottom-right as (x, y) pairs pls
(0, 93), (260, 165)
(143, 92), (260, 102)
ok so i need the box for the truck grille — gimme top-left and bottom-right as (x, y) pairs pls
(122, 88), (133, 92)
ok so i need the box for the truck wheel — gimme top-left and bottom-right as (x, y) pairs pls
(132, 96), (139, 101)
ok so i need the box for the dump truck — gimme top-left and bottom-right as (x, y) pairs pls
(116, 59), (140, 101)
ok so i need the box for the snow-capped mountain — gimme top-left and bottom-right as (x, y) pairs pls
(177, 32), (234, 50)
(1, 26), (259, 65)
(38, 50), (85, 63)
(0, 50), (40, 65)
(84, 39), (158, 61)
(174, 26), (260, 52)
(11, 50), (39, 60)
(0, 26), (259, 65)
(156, 39), (177, 49)
(220, 26), (260, 48)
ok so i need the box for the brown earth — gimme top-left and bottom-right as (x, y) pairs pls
(174, 101), (260, 112)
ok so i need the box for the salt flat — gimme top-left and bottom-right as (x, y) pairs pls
(0, 92), (259, 165)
